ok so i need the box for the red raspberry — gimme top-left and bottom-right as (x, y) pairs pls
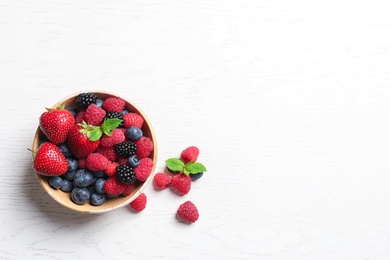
(129, 193), (147, 212)
(153, 172), (172, 189)
(75, 111), (86, 124)
(135, 136), (154, 158)
(117, 156), (129, 165)
(181, 146), (199, 163)
(100, 128), (125, 148)
(78, 158), (87, 169)
(134, 158), (154, 181)
(96, 145), (118, 162)
(176, 201), (199, 223)
(123, 113), (144, 129)
(122, 183), (135, 196)
(102, 97), (126, 113)
(103, 176), (125, 195)
(105, 161), (119, 176)
(84, 104), (106, 126)
(171, 174), (191, 195)
(86, 153), (109, 171)
(117, 128), (130, 140)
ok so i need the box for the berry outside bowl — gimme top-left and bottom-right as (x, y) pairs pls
(31, 91), (158, 214)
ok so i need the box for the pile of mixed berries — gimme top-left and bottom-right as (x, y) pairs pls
(32, 92), (154, 206)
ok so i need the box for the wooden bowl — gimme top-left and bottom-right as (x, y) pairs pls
(32, 91), (157, 213)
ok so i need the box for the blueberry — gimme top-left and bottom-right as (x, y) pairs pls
(126, 126), (143, 141)
(58, 143), (71, 158)
(93, 171), (106, 178)
(48, 176), (63, 189)
(121, 109), (129, 115)
(66, 107), (79, 117)
(90, 193), (106, 206)
(73, 169), (94, 187)
(60, 179), (73, 192)
(189, 172), (203, 180)
(71, 187), (91, 205)
(63, 170), (76, 181)
(95, 178), (106, 194)
(106, 193), (120, 199)
(128, 155), (140, 168)
(67, 157), (78, 171)
(95, 99), (104, 108)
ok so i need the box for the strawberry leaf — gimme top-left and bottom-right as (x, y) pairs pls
(165, 158), (185, 172)
(101, 118), (122, 136)
(89, 127), (103, 141)
(186, 162), (207, 174)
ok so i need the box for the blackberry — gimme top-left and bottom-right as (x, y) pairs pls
(116, 164), (136, 184)
(75, 92), (98, 109)
(115, 141), (137, 157)
(105, 112), (124, 127)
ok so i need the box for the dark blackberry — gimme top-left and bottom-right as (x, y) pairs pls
(115, 141), (137, 157)
(75, 92), (98, 109)
(116, 165), (136, 184)
(105, 112), (124, 127)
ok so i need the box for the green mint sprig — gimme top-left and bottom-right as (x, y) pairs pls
(165, 158), (207, 176)
(79, 118), (122, 141)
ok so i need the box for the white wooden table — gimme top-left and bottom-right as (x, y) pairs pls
(1, 1), (390, 259)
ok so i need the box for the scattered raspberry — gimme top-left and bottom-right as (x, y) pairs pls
(129, 193), (147, 212)
(84, 104), (106, 126)
(135, 136), (154, 158)
(117, 156), (129, 165)
(100, 128), (125, 148)
(123, 113), (144, 129)
(153, 172), (172, 189)
(78, 158), (87, 169)
(176, 201), (199, 223)
(122, 183), (136, 196)
(86, 153), (109, 171)
(102, 97), (126, 113)
(105, 161), (119, 176)
(171, 174), (191, 195)
(75, 111), (86, 124)
(134, 158), (154, 181)
(181, 146), (199, 163)
(96, 145), (118, 162)
(103, 176), (125, 195)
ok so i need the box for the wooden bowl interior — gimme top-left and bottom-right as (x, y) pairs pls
(32, 91), (157, 213)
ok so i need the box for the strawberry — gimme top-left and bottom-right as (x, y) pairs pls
(32, 142), (68, 176)
(67, 123), (100, 159)
(181, 146), (199, 163)
(39, 105), (75, 144)
(176, 201), (199, 223)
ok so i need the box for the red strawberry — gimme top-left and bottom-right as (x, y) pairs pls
(32, 142), (68, 176)
(181, 146), (199, 163)
(123, 113), (144, 129)
(135, 136), (154, 158)
(84, 104), (106, 126)
(39, 105), (75, 144)
(171, 174), (191, 195)
(129, 193), (147, 212)
(86, 153), (109, 171)
(134, 158), (154, 181)
(67, 123), (100, 159)
(153, 172), (172, 189)
(176, 201), (199, 223)
(103, 176), (125, 195)
(102, 97), (126, 113)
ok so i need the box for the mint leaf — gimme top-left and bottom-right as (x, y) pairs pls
(186, 162), (207, 174)
(101, 118), (122, 136)
(165, 158), (185, 172)
(89, 127), (103, 141)
(183, 167), (190, 176)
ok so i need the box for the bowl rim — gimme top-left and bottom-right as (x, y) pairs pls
(32, 90), (158, 214)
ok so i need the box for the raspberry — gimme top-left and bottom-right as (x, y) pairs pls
(78, 158), (87, 169)
(116, 164), (136, 184)
(84, 104), (106, 126)
(75, 111), (86, 124)
(123, 113), (144, 129)
(105, 161), (119, 176)
(171, 174), (191, 195)
(122, 183), (136, 196)
(115, 141), (137, 157)
(134, 158), (154, 181)
(86, 153), (109, 171)
(100, 128), (125, 148)
(117, 156), (129, 165)
(118, 128), (130, 140)
(153, 172), (172, 189)
(135, 136), (154, 158)
(103, 176), (125, 195)
(176, 201), (199, 223)
(181, 146), (199, 163)
(96, 146), (118, 162)
(129, 193), (147, 212)
(102, 97), (126, 113)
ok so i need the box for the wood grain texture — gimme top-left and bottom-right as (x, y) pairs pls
(1, 0), (390, 259)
